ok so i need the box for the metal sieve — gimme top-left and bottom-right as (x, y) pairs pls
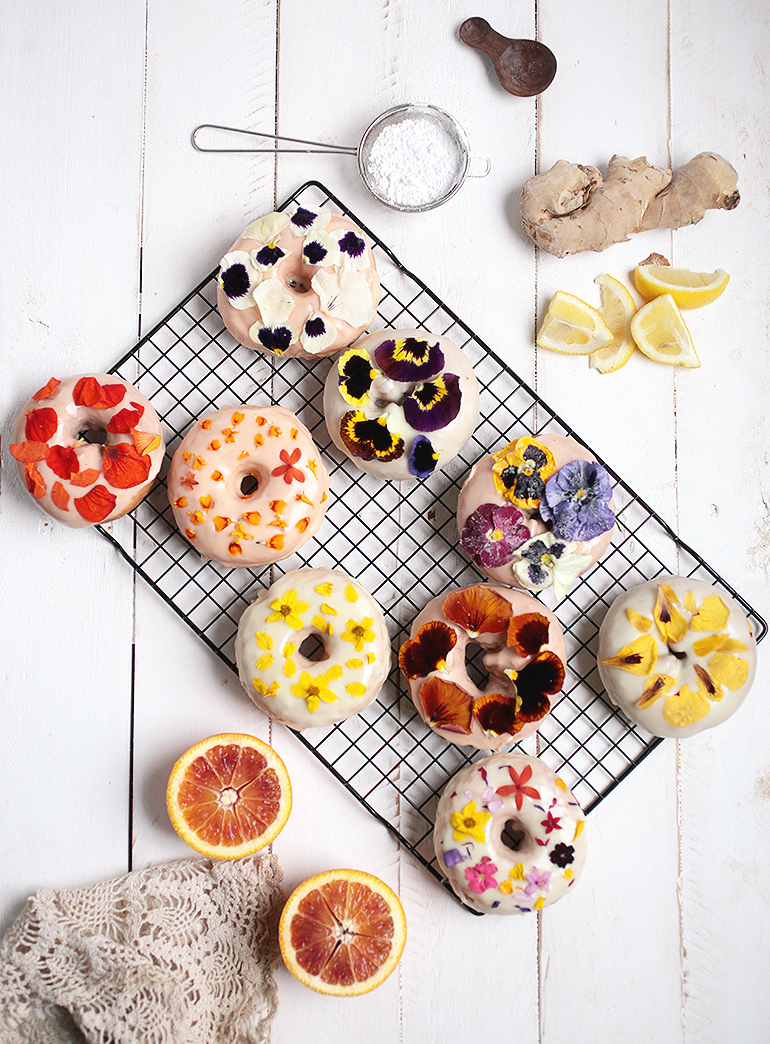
(192, 103), (489, 213)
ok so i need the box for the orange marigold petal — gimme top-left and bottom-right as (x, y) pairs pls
(102, 443), (151, 489)
(213, 516), (232, 532)
(419, 677), (473, 734)
(51, 481), (69, 511)
(9, 440), (50, 463)
(32, 377), (61, 401)
(228, 541), (244, 556)
(267, 534), (286, 550)
(74, 484), (117, 523)
(295, 516), (311, 533)
(507, 612), (551, 657)
(442, 586), (511, 637)
(69, 468), (101, 488)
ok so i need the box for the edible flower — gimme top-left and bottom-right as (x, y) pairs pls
(662, 686), (710, 728)
(337, 347), (378, 405)
(290, 670), (339, 713)
(253, 279), (296, 326)
(492, 437), (557, 510)
(242, 211), (290, 246)
(402, 373), (462, 433)
(399, 620), (457, 679)
(442, 585), (510, 638)
(312, 265), (375, 327)
(266, 589), (308, 630)
(549, 843), (575, 868)
(102, 443), (151, 488)
(335, 227), (369, 268)
(539, 458), (615, 542)
(522, 868), (551, 897)
(373, 336), (444, 382)
(271, 447), (305, 484)
(460, 501), (530, 569)
(72, 377), (126, 410)
(450, 800), (491, 843)
(218, 250), (261, 309)
(495, 763), (541, 810)
(601, 634), (658, 675)
(302, 229), (340, 268)
(512, 533), (592, 602)
(339, 411), (404, 463)
(465, 856), (498, 894)
(341, 616), (376, 652)
(507, 612), (551, 657)
(249, 324), (298, 356)
(408, 435), (439, 478)
(299, 313), (337, 355)
(418, 677), (474, 734)
(653, 585), (688, 643)
(287, 205), (330, 237)
(474, 651), (564, 736)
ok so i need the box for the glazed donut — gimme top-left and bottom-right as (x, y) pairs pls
(433, 753), (587, 914)
(167, 405), (330, 567)
(457, 433), (616, 601)
(235, 567), (391, 730)
(217, 205), (381, 360)
(323, 328), (480, 480)
(399, 583), (566, 750)
(597, 575), (757, 738)
(10, 374), (164, 528)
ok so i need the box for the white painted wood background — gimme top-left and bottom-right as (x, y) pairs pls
(2, 1), (769, 1041)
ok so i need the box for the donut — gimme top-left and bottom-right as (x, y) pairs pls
(235, 567), (391, 730)
(216, 205), (381, 360)
(323, 328), (480, 480)
(597, 575), (757, 738)
(167, 405), (330, 567)
(399, 583), (567, 750)
(9, 374), (164, 528)
(457, 433), (616, 601)
(433, 753), (587, 914)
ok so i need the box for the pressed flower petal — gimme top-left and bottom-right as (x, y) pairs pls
(242, 211), (290, 243)
(24, 407), (57, 443)
(102, 443), (152, 489)
(601, 634), (658, 675)
(402, 373), (462, 433)
(312, 265), (375, 327)
(253, 279), (296, 326)
(653, 586), (689, 643)
(473, 693), (522, 736)
(249, 323), (298, 355)
(691, 634), (748, 656)
(694, 663), (723, 701)
(74, 484), (117, 523)
(708, 652), (750, 691)
(70, 468), (100, 488)
(339, 411), (404, 462)
(299, 312), (338, 355)
(663, 685), (710, 728)
(287, 205), (330, 237)
(9, 440), (50, 463)
(689, 595), (731, 631)
(218, 250), (261, 309)
(131, 429), (162, 456)
(302, 229), (340, 268)
(419, 677), (473, 734)
(335, 228), (369, 268)
(32, 377), (61, 401)
(626, 608), (653, 632)
(72, 377), (126, 409)
(251, 240), (286, 269)
(636, 673), (677, 709)
(442, 586), (511, 637)
(507, 612), (551, 657)
(399, 620), (457, 679)
(24, 463), (46, 498)
(51, 481), (69, 511)
(373, 336), (445, 382)
(107, 404), (145, 433)
(408, 435), (439, 478)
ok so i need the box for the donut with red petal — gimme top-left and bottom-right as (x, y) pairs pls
(399, 583), (566, 750)
(10, 374), (164, 528)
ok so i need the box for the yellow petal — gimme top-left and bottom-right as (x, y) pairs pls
(663, 685), (711, 727)
(602, 634), (658, 675)
(692, 633), (748, 656)
(654, 586), (688, 643)
(636, 673), (677, 709)
(345, 682), (367, 698)
(690, 595), (730, 631)
(626, 608), (653, 633)
(255, 631), (273, 650)
(694, 664), (723, 702)
(683, 590), (697, 614)
(708, 652), (749, 691)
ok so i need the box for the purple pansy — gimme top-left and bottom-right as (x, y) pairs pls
(461, 502), (530, 569)
(374, 336), (444, 382)
(539, 459), (615, 541)
(408, 435), (439, 478)
(402, 373), (462, 433)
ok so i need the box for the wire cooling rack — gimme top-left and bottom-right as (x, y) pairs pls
(101, 181), (766, 906)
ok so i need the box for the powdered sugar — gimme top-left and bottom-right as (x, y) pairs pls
(363, 114), (465, 209)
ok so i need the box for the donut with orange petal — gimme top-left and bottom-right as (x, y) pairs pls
(167, 404), (330, 568)
(10, 374), (164, 528)
(399, 583), (567, 750)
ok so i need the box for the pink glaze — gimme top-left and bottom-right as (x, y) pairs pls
(167, 404), (330, 568)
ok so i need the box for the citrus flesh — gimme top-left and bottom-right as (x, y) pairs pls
(633, 265), (729, 309)
(279, 869), (407, 996)
(166, 733), (291, 859)
(590, 274), (637, 372)
(536, 290), (614, 355)
(630, 294), (700, 368)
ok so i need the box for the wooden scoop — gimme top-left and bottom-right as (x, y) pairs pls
(459, 17), (557, 97)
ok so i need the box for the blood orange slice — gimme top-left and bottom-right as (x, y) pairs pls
(279, 869), (407, 996)
(166, 733), (291, 859)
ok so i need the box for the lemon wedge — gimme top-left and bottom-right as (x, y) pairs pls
(633, 265), (730, 309)
(630, 294), (700, 368)
(537, 291), (614, 355)
(590, 274), (637, 373)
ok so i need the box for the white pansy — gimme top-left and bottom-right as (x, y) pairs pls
(218, 251), (261, 310)
(253, 279), (296, 326)
(302, 229), (340, 269)
(335, 227), (371, 270)
(312, 266), (375, 327)
(248, 322), (299, 356)
(299, 313), (338, 355)
(242, 211), (290, 243)
(512, 532), (592, 603)
(287, 205), (332, 237)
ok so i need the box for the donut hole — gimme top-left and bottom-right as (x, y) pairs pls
(299, 633), (329, 662)
(281, 256), (314, 295)
(239, 474), (260, 497)
(501, 820), (527, 852)
(78, 426), (108, 445)
(464, 642), (489, 689)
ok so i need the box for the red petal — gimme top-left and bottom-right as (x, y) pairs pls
(9, 440), (49, 463)
(102, 443), (151, 489)
(131, 429), (162, 455)
(418, 677), (473, 734)
(25, 463), (46, 498)
(398, 621), (457, 680)
(442, 585), (511, 635)
(47, 444), (80, 479)
(107, 406), (144, 433)
(32, 377), (61, 401)
(25, 407), (57, 442)
(72, 377), (126, 409)
(507, 612), (551, 657)
(70, 468), (101, 488)
(51, 482), (69, 510)
(473, 693), (522, 736)
(74, 484), (117, 522)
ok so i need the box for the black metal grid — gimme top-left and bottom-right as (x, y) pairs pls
(101, 181), (767, 902)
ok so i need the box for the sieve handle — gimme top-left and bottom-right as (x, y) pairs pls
(191, 124), (358, 155)
(467, 154), (491, 178)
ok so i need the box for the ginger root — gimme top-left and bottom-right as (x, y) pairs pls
(520, 152), (740, 257)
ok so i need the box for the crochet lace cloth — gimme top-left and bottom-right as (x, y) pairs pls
(0, 854), (283, 1044)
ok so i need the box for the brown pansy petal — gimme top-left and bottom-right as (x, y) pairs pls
(46, 444), (80, 479)
(70, 468), (101, 488)
(507, 612), (551, 657)
(399, 621), (457, 680)
(473, 693), (522, 736)
(74, 484), (117, 523)
(32, 377), (61, 401)
(72, 377), (126, 409)
(419, 677), (473, 734)
(51, 481), (69, 511)
(25, 463), (46, 498)
(107, 406), (144, 434)
(25, 407), (58, 443)
(442, 586), (511, 637)
(102, 443), (151, 489)
(9, 440), (49, 463)
(131, 428), (162, 455)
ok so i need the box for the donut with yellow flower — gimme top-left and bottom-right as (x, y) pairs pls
(235, 567), (391, 730)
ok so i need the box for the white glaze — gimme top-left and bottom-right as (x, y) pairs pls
(216, 209), (380, 360)
(433, 753), (587, 915)
(323, 328), (479, 480)
(235, 567), (391, 730)
(456, 433), (615, 595)
(10, 374), (164, 528)
(597, 575), (757, 738)
(401, 583), (566, 750)
(167, 405), (329, 567)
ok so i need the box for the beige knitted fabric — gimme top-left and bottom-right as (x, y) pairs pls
(0, 854), (283, 1044)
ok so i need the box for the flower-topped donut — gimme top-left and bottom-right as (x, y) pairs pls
(10, 374), (164, 528)
(399, 583), (567, 750)
(323, 328), (480, 480)
(597, 575), (758, 737)
(216, 206), (381, 360)
(457, 432), (616, 601)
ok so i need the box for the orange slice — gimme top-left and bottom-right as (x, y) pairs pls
(166, 733), (291, 859)
(279, 869), (407, 996)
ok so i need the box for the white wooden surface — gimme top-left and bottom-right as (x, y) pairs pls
(2, 1), (769, 1041)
